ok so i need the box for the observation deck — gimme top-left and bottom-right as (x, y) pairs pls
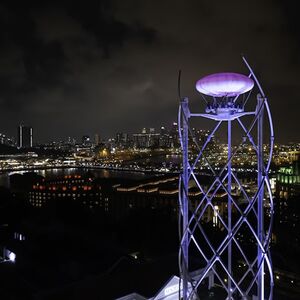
(195, 72), (255, 121)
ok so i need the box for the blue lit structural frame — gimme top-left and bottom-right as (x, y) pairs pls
(178, 57), (274, 299)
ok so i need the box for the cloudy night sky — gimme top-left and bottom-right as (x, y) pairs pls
(0, 0), (299, 143)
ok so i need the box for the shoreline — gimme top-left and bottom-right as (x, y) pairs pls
(0, 165), (181, 176)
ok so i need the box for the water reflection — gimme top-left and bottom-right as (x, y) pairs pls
(0, 167), (152, 188)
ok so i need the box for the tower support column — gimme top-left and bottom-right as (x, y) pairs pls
(181, 97), (190, 299)
(228, 119), (232, 299)
(257, 94), (264, 299)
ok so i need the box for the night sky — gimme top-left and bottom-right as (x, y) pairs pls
(0, 0), (299, 143)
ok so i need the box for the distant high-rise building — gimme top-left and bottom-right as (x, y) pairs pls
(94, 134), (101, 146)
(170, 122), (179, 148)
(67, 136), (76, 145)
(159, 126), (169, 148)
(0, 133), (14, 146)
(116, 132), (129, 148)
(82, 135), (91, 146)
(133, 129), (160, 149)
(160, 126), (166, 135)
(17, 125), (33, 148)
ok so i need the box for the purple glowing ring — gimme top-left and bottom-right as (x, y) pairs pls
(196, 72), (254, 97)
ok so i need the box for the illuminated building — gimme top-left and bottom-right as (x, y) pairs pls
(28, 173), (229, 222)
(116, 132), (129, 148)
(94, 133), (101, 145)
(169, 122), (179, 148)
(17, 125), (33, 148)
(0, 133), (14, 146)
(158, 126), (170, 148)
(29, 175), (103, 209)
(276, 158), (300, 199)
(82, 135), (91, 146)
(112, 175), (228, 222)
(133, 128), (160, 148)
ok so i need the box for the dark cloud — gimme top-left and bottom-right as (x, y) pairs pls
(0, 0), (299, 143)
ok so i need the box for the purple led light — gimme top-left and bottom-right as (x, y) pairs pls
(196, 72), (254, 97)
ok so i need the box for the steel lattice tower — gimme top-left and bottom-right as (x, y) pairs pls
(178, 57), (274, 300)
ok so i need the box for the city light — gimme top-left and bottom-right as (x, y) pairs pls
(8, 252), (16, 263)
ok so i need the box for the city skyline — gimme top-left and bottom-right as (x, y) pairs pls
(2, 122), (300, 147)
(1, 2), (300, 299)
(2, 126), (300, 151)
(0, 1), (299, 143)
